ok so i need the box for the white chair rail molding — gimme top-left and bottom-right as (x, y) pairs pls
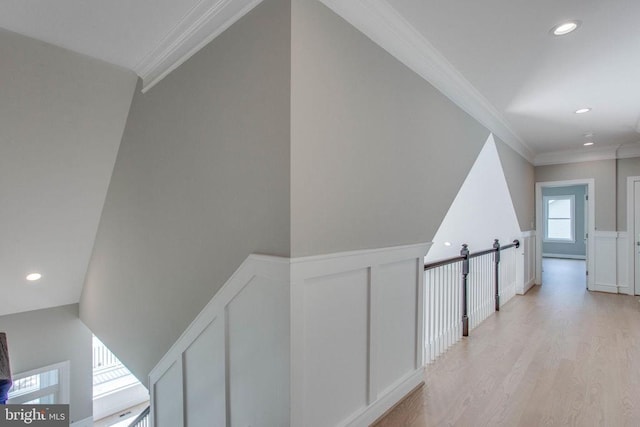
(148, 242), (430, 427)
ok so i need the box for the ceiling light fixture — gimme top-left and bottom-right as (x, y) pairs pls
(575, 108), (591, 114)
(583, 142), (595, 146)
(551, 20), (581, 36)
(26, 273), (42, 281)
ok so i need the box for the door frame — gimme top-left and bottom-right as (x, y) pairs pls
(626, 176), (640, 295)
(535, 179), (595, 289)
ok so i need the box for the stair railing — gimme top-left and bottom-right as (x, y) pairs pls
(128, 406), (150, 427)
(424, 239), (519, 363)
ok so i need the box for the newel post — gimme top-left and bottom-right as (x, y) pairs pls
(461, 244), (470, 337)
(494, 239), (500, 312)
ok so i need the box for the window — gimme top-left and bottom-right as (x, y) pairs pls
(7, 361), (70, 405)
(544, 195), (575, 242)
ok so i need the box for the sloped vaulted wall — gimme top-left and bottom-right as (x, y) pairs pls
(81, 0), (536, 386)
(80, 0), (291, 383)
(290, 0), (492, 257)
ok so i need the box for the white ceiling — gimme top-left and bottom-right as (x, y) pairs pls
(1, 0), (637, 155)
(0, 0), (201, 71)
(386, 0), (640, 155)
(2, 0), (640, 316)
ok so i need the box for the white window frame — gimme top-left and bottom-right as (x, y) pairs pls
(7, 360), (70, 405)
(543, 194), (575, 243)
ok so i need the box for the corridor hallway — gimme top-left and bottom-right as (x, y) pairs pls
(375, 259), (640, 426)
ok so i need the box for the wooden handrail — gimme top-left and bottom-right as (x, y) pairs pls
(425, 239), (520, 270)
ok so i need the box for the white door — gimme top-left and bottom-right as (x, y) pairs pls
(634, 181), (640, 294)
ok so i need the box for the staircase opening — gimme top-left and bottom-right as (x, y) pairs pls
(92, 335), (148, 426)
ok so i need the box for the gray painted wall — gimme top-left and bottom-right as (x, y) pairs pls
(495, 138), (535, 231)
(290, 0), (489, 256)
(0, 304), (92, 423)
(617, 157), (640, 231)
(0, 28), (136, 316)
(535, 160), (616, 230)
(80, 0), (291, 383)
(542, 185), (586, 257)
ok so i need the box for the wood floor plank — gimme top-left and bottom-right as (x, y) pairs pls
(374, 259), (640, 427)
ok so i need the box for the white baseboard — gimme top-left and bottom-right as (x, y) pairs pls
(542, 253), (586, 260)
(70, 416), (93, 427)
(520, 278), (535, 295)
(343, 368), (424, 427)
(618, 285), (632, 295)
(591, 283), (618, 294)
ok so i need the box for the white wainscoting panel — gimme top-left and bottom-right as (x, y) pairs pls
(592, 231), (618, 294)
(290, 243), (430, 427)
(154, 361), (183, 427)
(500, 244), (517, 306)
(518, 231), (536, 294)
(228, 275), (290, 427)
(376, 260), (420, 397)
(617, 232), (631, 295)
(182, 317), (225, 427)
(149, 255), (290, 427)
(149, 244), (429, 427)
(302, 268), (369, 426)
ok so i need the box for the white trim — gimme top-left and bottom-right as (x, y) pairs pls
(290, 242), (430, 427)
(535, 145), (619, 166)
(590, 284), (618, 294)
(592, 231), (619, 239)
(542, 253), (586, 260)
(290, 243), (430, 279)
(617, 144), (640, 159)
(534, 143), (640, 166)
(342, 369), (424, 427)
(518, 230), (536, 295)
(593, 231), (619, 294)
(149, 243), (429, 426)
(536, 180), (595, 290)
(523, 279), (536, 294)
(316, 0), (534, 163)
(150, 253), (290, 427)
(617, 232), (631, 295)
(627, 176), (640, 295)
(70, 417), (93, 427)
(149, 254), (289, 381)
(135, 0), (264, 93)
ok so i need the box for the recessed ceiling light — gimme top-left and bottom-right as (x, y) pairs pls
(551, 21), (581, 36)
(26, 273), (42, 281)
(444, 242), (452, 247)
(583, 142), (595, 146)
(575, 108), (591, 114)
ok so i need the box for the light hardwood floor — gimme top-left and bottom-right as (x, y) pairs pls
(374, 259), (640, 426)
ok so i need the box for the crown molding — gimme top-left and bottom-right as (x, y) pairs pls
(134, 0), (263, 93)
(534, 143), (640, 166)
(534, 145), (618, 166)
(616, 143), (640, 159)
(317, 0), (535, 163)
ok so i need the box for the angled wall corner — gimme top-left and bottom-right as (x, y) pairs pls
(135, 0), (264, 92)
(426, 134), (523, 262)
